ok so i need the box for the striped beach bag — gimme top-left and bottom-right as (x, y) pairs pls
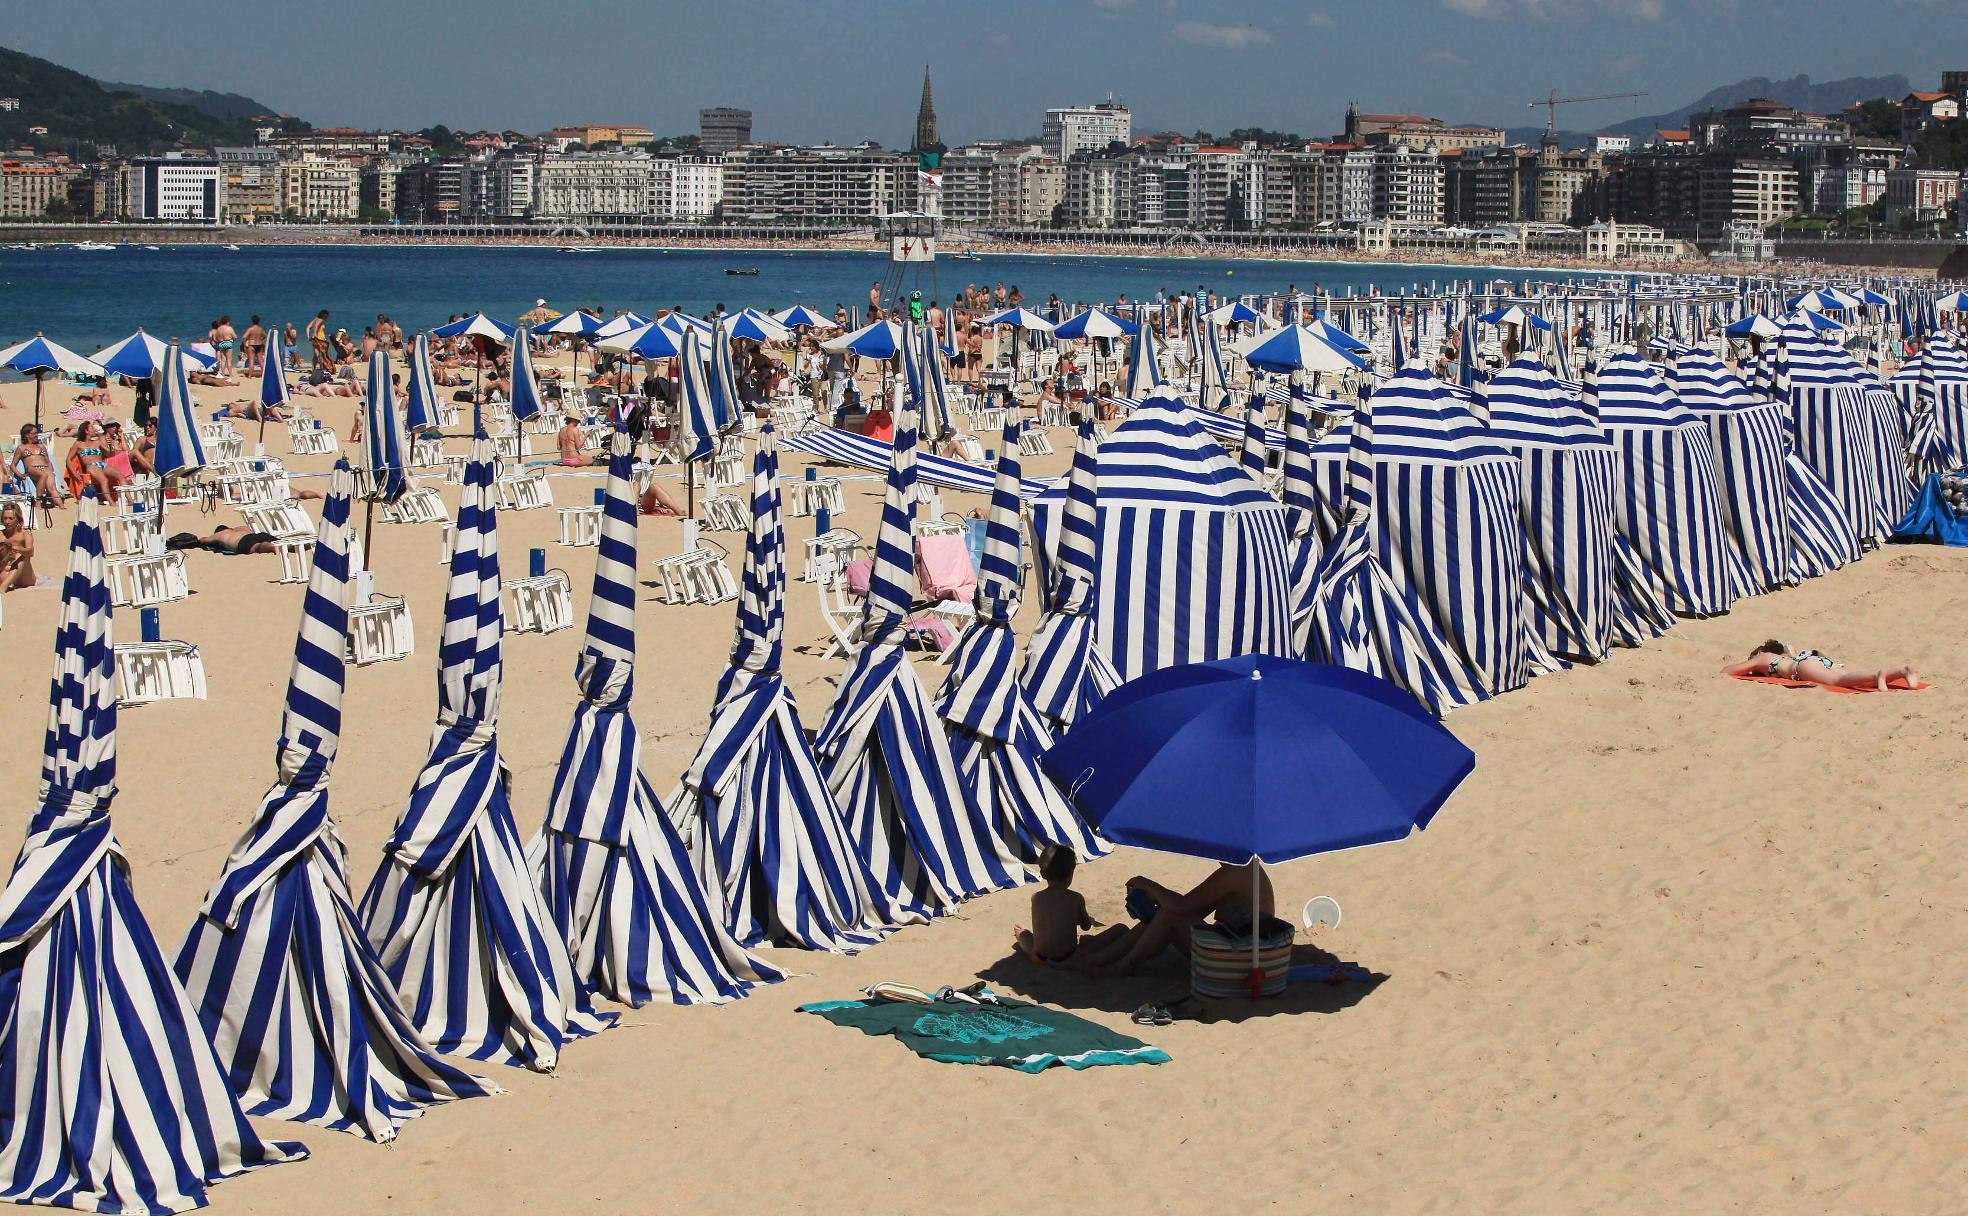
(1190, 918), (1295, 1000)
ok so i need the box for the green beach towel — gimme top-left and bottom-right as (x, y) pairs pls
(800, 993), (1170, 1073)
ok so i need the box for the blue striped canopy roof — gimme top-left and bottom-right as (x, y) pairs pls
(1481, 357), (1604, 448)
(1669, 347), (1764, 414)
(1317, 367), (1513, 463)
(1097, 392), (1278, 508)
(1594, 354), (1698, 428)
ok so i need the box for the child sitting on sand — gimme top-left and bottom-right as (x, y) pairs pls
(1015, 847), (1125, 966)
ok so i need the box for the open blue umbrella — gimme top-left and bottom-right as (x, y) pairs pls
(1043, 654), (1472, 865)
(598, 320), (684, 361)
(429, 312), (516, 343)
(1051, 308), (1136, 341)
(0, 333), (100, 429)
(825, 318), (906, 361)
(91, 329), (217, 378)
(1237, 324), (1366, 375)
(772, 304), (837, 331)
(1476, 305), (1554, 332)
(725, 309), (789, 344)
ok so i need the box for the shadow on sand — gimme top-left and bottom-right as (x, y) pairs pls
(974, 942), (1386, 1025)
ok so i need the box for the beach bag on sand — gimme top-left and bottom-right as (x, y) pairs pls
(1190, 918), (1295, 1000)
(915, 533), (976, 603)
(842, 557), (873, 599)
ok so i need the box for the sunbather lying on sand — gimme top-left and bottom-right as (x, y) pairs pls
(1725, 639), (1921, 692)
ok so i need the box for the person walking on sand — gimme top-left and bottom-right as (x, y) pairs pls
(307, 310), (332, 372)
(241, 316), (266, 374)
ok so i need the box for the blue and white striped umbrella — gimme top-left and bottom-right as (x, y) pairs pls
(1123, 315), (1163, 399)
(508, 324), (547, 422)
(977, 306), (1057, 334)
(676, 326), (717, 464)
(823, 318), (906, 361)
(260, 323), (292, 416)
(153, 340), (208, 477)
(0, 493), (306, 1210)
(363, 350), (409, 503)
(1239, 394), (1270, 478)
(708, 316), (742, 433)
(1902, 352), (1955, 484)
(535, 309), (604, 339)
(592, 311), (653, 342)
(0, 332), (100, 378)
(919, 320), (956, 440)
(598, 320), (684, 361)
(725, 309), (789, 344)
(1051, 308), (1134, 341)
(813, 401), (1028, 912)
(176, 467), (493, 1141)
(1022, 422), (1119, 731)
(669, 426), (921, 951)
(936, 423), (1106, 865)
(429, 312), (515, 343)
(90, 329), (216, 378)
(780, 425), (1058, 498)
(1476, 305), (1555, 332)
(529, 428), (781, 1005)
(1196, 311), (1232, 412)
(1935, 290), (1968, 313)
(1239, 324), (1365, 375)
(772, 304), (837, 330)
(358, 441), (615, 1070)
(404, 330), (439, 433)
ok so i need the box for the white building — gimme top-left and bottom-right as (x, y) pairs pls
(1590, 134), (1633, 154)
(992, 146), (1063, 226)
(533, 152), (659, 220)
(279, 155), (361, 220)
(1043, 102), (1131, 161)
(125, 156), (222, 221)
(718, 144), (910, 224)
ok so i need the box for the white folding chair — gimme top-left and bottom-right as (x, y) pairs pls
(240, 501), (318, 584)
(494, 467), (553, 511)
(801, 528), (867, 584)
(1018, 429), (1054, 457)
(557, 505), (602, 547)
(114, 640), (207, 705)
(385, 485), (449, 525)
(104, 551), (190, 607)
(504, 570), (575, 634)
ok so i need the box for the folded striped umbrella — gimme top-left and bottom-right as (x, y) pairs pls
(936, 423), (1106, 864)
(529, 428), (782, 1004)
(363, 350), (409, 502)
(1021, 421), (1120, 731)
(708, 316), (742, 433)
(176, 466), (494, 1140)
(154, 340), (208, 477)
(814, 401), (1029, 912)
(261, 323), (292, 415)
(358, 441), (615, 1070)
(404, 330), (439, 433)
(1239, 394), (1270, 479)
(669, 426), (922, 951)
(1123, 316), (1162, 399)
(508, 324), (547, 422)
(677, 326), (717, 465)
(0, 493), (305, 1210)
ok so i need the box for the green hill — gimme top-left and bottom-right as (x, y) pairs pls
(0, 45), (263, 153)
(94, 80), (283, 123)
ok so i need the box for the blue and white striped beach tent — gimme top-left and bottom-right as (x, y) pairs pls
(813, 403), (1029, 912)
(1481, 357), (1617, 665)
(1775, 318), (1892, 545)
(1021, 422), (1121, 733)
(1080, 394), (1292, 683)
(1759, 340), (1865, 581)
(359, 441), (614, 1070)
(1667, 346), (1794, 596)
(177, 467), (492, 1142)
(529, 429), (781, 1006)
(0, 494), (305, 1212)
(1313, 367), (1529, 699)
(1896, 350), (1956, 485)
(669, 427), (919, 952)
(781, 425), (1058, 499)
(1891, 331), (1968, 469)
(1595, 353), (1735, 618)
(936, 425), (1106, 865)
(1295, 384), (1485, 715)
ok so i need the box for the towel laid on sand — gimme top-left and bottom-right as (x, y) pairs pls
(1728, 673), (1928, 695)
(800, 992), (1170, 1072)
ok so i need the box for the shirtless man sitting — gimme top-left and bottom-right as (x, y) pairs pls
(1070, 861), (1275, 978)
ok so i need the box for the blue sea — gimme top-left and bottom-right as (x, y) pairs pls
(0, 242), (1614, 357)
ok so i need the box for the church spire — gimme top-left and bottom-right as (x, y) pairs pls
(913, 65), (940, 152)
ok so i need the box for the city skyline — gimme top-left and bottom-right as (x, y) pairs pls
(6, 0), (1964, 147)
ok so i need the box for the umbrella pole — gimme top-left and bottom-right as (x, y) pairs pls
(473, 346), (484, 434)
(1251, 861), (1263, 997)
(32, 371), (43, 432)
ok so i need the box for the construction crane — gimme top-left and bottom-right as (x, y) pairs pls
(1528, 90), (1649, 141)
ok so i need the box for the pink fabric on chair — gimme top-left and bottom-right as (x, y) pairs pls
(915, 533), (977, 603)
(903, 615), (957, 652)
(842, 557), (873, 599)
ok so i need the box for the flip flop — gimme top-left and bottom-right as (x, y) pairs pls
(1130, 1003), (1172, 1027)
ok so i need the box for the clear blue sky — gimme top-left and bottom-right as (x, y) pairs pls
(9, 0), (1963, 145)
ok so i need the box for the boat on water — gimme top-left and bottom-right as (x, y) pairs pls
(725, 267), (759, 276)
(143, 244), (161, 251)
(223, 243), (241, 251)
(561, 246), (602, 253)
(71, 241), (115, 251)
(951, 249), (983, 261)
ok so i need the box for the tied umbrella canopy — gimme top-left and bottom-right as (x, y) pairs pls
(363, 350), (409, 502)
(508, 325), (547, 422)
(261, 323), (293, 415)
(1022, 421), (1120, 732)
(1123, 315), (1163, 398)
(1042, 654), (1474, 866)
(357, 440), (615, 1071)
(153, 340), (208, 478)
(0, 493), (306, 1211)
(403, 331), (439, 433)
(175, 467), (494, 1141)
(936, 423), (1107, 864)
(667, 426), (922, 951)
(528, 428), (783, 1006)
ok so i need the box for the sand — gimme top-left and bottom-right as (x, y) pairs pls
(0, 364), (1963, 1216)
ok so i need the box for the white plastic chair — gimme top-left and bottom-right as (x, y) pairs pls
(504, 570), (574, 634)
(115, 640), (207, 705)
(556, 505), (602, 547)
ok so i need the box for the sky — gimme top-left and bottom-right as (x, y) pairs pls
(9, 0), (1965, 146)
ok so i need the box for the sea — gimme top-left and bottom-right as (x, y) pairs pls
(0, 242), (1622, 357)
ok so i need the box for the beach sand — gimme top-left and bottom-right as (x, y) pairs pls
(0, 367), (1963, 1215)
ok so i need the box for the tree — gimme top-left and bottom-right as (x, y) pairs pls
(1913, 121), (1968, 171)
(44, 196), (72, 218)
(1848, 98), (1901, 142)
(357, 204), (391, 223)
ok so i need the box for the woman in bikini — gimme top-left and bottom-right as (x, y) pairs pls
(14, 424), (62, 508)
(1726, 639), (1921, 692)
(63, 421), (124, 501)
(0, 503), (35, 591)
